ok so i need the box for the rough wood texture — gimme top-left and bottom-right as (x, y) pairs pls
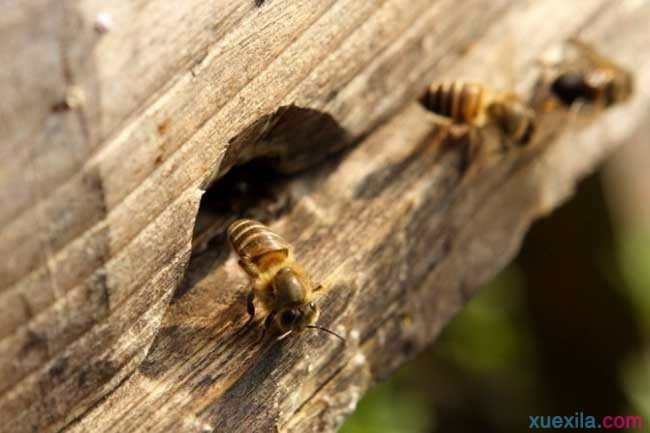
(1, 0), (649, 432)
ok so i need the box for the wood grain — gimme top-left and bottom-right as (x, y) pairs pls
(1, 0), (649, 432)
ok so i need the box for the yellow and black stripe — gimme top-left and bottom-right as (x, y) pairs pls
(227, 219), (290, 265)
(422, 81), (486, 124)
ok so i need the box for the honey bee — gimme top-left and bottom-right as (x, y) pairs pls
(421, 81), (536, 146)
(227, 218), (345, 342)
(540, 39), (633, 110)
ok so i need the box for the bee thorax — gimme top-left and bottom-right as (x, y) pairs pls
(273, 267), (309, 305)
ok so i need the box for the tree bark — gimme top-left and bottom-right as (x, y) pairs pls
(1, 1), (649, 432)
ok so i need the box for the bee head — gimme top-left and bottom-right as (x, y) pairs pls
(557, 69), (634, 108)
(276, 302), (319, 333)
(551, 72), (592, 106)
(488, 96), (537, 146)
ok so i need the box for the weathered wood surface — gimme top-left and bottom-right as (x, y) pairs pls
(1, 0), (649, 432)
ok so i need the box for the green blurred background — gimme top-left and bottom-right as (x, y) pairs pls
(341, 154), (650, 433)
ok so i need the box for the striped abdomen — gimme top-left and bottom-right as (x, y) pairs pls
(227, 219), (291, 269)
(422, 81), (487, 124)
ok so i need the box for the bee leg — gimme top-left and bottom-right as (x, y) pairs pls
(257, 311), (276, 344)
(246, 290), (255, 322)
(448, 123), (470, 140)
(276, 330), (292, 341)
(455, 126), (483, 174)
(239, 256), (259, 277)
(556, 100), (586, 141)
(468, 127), (484, 159)
(569, 100), (586, 122)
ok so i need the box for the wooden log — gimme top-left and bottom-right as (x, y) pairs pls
(0, 0), (649, 432)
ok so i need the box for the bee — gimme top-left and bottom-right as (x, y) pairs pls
(540, 39), (633, 109)
(421, 81), (536, 146)
(227, 218), (345, 342)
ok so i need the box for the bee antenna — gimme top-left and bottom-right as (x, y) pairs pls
(306, 325), (346, 343)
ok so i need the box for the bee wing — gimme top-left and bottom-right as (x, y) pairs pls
(566, 38), (626, 74)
